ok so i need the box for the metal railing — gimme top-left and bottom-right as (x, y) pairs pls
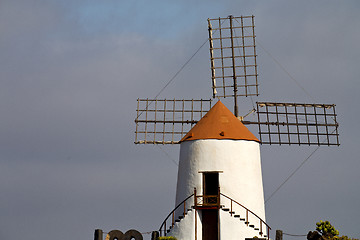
(158, 189), (271, 239)
(158, 193), (194, 236)
(194, 187), (220, 208)
(220, 193), (271, 239)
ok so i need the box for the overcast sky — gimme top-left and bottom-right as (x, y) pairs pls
(1, 1), (359, 240)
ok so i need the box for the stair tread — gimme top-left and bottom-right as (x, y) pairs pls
(234, 215), (240, 218)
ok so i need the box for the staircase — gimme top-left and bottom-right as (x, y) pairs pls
(158, 189), (271, 239)
(219, 193), (270, 238)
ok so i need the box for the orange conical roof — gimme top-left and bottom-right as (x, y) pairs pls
(180, 101), (260, 143)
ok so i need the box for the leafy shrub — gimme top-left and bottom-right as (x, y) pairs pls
(313, 220), (358, 240)
(158, 236), (177, 240)
(333, 236), (359, 240)
(316, 220), (339, 237)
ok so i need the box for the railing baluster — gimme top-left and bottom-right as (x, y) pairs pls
(194, 188), (197, 208)
(218, 187), (220, 207)
(246, 209), (249, 226)
(172, 212), (174, 227)
(184, 200), (186, 216)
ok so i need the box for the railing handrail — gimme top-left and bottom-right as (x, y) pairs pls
(158, 190), (271, 239)
(220, 193), (271, 230)
(158, 193), (194, 233)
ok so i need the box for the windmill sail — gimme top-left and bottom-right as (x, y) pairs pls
(135, 99), (212, 144)
(242, 102), (339, 146)
(208, 15), (258, 98)
(208, 15), (258, 117)
(134, 15), (340, 146)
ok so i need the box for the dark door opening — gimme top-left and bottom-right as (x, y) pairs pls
(201, 172), (219, 240)
(202, 209), (218, 240)
(203, 172), (219, 205)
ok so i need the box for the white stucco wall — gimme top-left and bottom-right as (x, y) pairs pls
(171, 139), (266, 240)
(168, 209), (201, 240)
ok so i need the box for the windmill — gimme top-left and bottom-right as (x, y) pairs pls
(134, 15), (339, 240)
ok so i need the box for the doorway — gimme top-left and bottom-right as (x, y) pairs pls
(202, 209), (218, 240)
(201, 172), (220, 240)
(203, 172), (219, 205)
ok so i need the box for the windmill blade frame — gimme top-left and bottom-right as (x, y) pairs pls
(134, 15), (340, 147)
(208, 15), (259, 100)
(135, 98), (212, 144)
(242, 102), (340, 146)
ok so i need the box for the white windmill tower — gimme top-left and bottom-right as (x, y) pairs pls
(134, 15), (339, 240)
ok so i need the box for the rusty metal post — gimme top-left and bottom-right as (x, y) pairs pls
(195, 208), (197, 240)
(276, 230), (283, 240)
(151, 231), (159, 240)
(172, 211), (174, 227)
(194, 188), (197, 208)
(94, 229), (103, 240)
(218, 186), (220, 206)
(194, 187), (197, 240)
(246, 209), (249, 226)
(184, 200), (186, 216)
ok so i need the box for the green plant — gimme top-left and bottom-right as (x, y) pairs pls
(316, 220), (339, 237)
(311, 220), (358, 240)
(158, 236), (177, 240)
(333, 236), (359, 240)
